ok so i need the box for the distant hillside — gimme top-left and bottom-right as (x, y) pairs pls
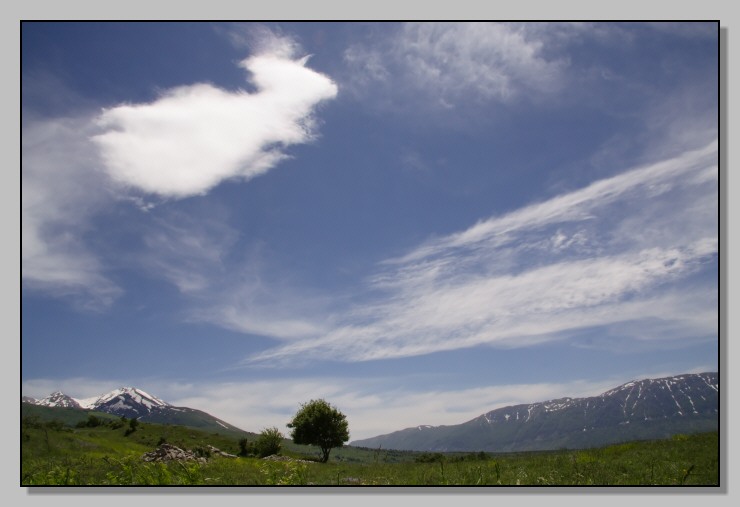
(351, 372), (718, 452)
(22, 386), (250, 438)
(22, 403), (120, 427)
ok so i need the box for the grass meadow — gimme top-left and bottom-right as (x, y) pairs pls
(21, 413), (718, 486)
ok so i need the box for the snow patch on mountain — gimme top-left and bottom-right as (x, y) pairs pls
(34, 391), (81, 409)
(350, 372), (718, 452)
(22, 386), (249, 436)
(76, 387), (169, 410)
(25, 386), (171, 417)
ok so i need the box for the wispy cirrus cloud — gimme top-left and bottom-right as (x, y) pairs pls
(22, 117), (122, 309)
(390, 140), (717, 265)
(161, 267), (331, 342)
(137, 211), (239, 294)
(187, 262), (333, 341)
(132, 211), (332, 340)
(343, 22), (570, 110)
(248, 140), (717, 364)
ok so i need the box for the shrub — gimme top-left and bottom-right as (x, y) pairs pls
(238, 437), (252, 457)
(415, 452), (446, 463)
(108, 419), (125, 430)
(254, 427), (284, 458)
(77, 415), (103, 428)
(124, 417), (139, 437)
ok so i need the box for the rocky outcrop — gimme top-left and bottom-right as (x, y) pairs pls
(206, 445), (237, 458)
(141, 444), (207, 464)
(141, 443), (238, 463)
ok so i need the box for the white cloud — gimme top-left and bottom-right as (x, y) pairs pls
(22, 30), (338, 307)
(92, 37), (338, 198)
(248, 140), (718, 364)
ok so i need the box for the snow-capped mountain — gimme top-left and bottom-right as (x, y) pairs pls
(351, 372), (719, 452)
(33, 391), (82, 409)
(23, 386), (248, 436)
(74, 387), (169, 418)
(470, 372), (718, 428)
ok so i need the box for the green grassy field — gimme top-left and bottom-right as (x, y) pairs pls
(21, 414), (719, 486)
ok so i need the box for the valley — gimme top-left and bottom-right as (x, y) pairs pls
(20, 413), (719, 486)
(20, 372), (720, 486)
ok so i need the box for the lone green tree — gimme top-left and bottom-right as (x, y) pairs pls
(287, 399), (349, 463)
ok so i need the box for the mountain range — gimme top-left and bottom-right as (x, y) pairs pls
(350, 372), (719, 452)
(22, 386), (248, 437)
(23, 373), (719, 453)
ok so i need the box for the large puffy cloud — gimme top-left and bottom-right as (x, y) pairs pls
(22, 32), (338, 305)
(92, 45), (338, 198)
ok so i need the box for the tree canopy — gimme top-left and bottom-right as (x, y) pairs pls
(287, 399), (349, 463)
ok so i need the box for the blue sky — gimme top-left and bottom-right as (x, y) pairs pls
(21, 22), (718, 440)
